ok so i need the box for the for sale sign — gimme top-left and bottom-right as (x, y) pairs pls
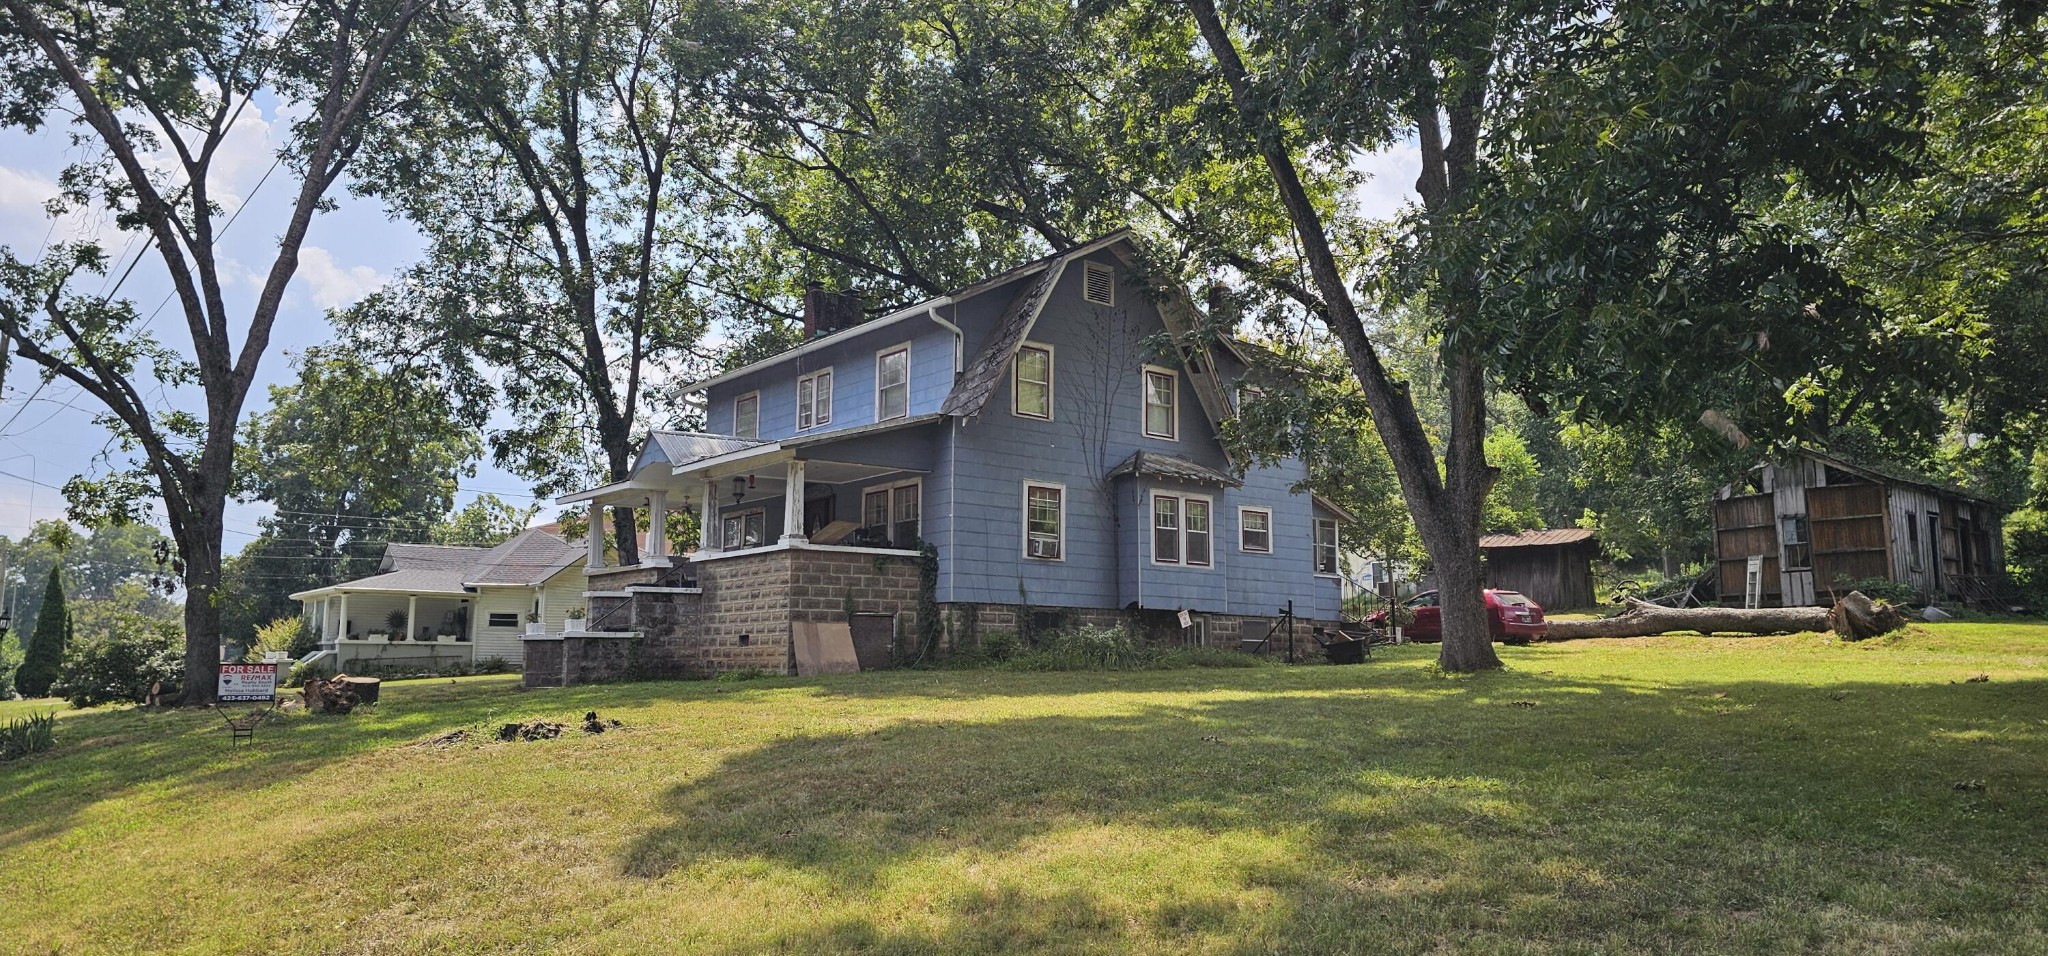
(218, 664), (278, 703)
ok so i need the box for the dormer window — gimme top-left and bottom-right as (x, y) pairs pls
(876, 344), (910, 421)
(733, 392), (759, 439)
(1082, 261), (1114, 306)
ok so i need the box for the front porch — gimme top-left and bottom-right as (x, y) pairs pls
(526, 540), (928, 687)
(298, 588), (479, 672)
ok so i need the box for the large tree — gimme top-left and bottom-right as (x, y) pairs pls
(220, 344), (485, 644)
(0, 0), (434, 703)
(344, 0), (739, 560)
(1103, 0), (1991, 669)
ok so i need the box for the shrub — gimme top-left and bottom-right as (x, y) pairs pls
(1005, 624), (1155, 671)
(0, 712), (56, 761)
(249, 617), (315, 663)
(979, 629), (1020, 662)
(475, 657), (512, 675)
(287, 658), (334, 687)
(15, 570), (69, 698)
(52, 619), (184, 708)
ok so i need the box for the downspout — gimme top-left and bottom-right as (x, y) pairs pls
(925, 301), (962, 373)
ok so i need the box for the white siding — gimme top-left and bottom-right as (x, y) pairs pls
(540, 568), (586, 630)
(471, 587), (538, 665)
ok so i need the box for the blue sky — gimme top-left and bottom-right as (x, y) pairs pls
(0, 91), (1420, 551)
(0, 95), (541, 546)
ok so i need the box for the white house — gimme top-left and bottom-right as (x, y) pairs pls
(290, 529), (588, 671)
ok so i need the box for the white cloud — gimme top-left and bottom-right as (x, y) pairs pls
(1349, 142), (1421, 221)
(293, 245), (385, 310)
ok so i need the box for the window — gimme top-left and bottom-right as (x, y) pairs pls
(733, 392), (759, 439)
(1013, 344), (1053, 420)
(1150, 492), (1212, 567)
(1239, 507), (1272, 553)
(1906, 511), (1922, 572)
(1142, 366), (1178, 440)
(1082, 261), (1115, 305)
(1153, 494), (1181, 564)
(796, 369), (832, 430)
(876, 345), (910, 421)
(487, 612), (519, 628)
(1780, 514), (1811, 571)
(1232, 383), (1265, 415)
(1313, 518), (1340, 576)
(860, 479), (922, 548)
(1024, 483), (1064, 559)
(722, 510), (765, 550)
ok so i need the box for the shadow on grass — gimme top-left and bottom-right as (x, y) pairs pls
(624, 668), (2048, 953)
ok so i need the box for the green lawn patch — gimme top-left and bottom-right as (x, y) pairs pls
(2, 625), (2045, 954)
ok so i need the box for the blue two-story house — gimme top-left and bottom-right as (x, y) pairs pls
(549, 230), (1349, 679)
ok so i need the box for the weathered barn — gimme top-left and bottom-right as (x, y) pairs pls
(1479, 528), (1600, 611)
(1712, 449), (2006, 607)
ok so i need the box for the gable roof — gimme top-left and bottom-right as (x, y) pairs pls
(641, 430), (768, 470)
(940, 256), (1069, 418)
(1794, 448), (2004, 508)
(289, 529), (582, 601)
(463, 528), (587, 586)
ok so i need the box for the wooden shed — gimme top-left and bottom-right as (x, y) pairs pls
(1479, 528), (1600, 611)
(1712, 449), (2007, 607)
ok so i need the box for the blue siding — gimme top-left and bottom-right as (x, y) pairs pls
(705, 321), (957, 441)
(692, 248), (1338, 621)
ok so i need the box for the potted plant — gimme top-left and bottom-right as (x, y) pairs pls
(386, 609), (410, 641)
(564, 607), (587, 631)
(525, 611), (545, 636)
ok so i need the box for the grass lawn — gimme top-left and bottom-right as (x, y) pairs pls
(3, 623), (2046, 955)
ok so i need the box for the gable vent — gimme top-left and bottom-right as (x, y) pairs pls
(1081, 261), (1114, 306)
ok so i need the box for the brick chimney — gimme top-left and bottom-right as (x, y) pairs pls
(803, 282), (864, 339)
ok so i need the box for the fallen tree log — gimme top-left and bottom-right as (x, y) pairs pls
(1545, 591), (1904, 641)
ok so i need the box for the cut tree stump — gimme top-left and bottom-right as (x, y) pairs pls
(1544, 591), (1903, 641)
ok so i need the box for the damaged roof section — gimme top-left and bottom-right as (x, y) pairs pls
(1108, 450), (1240, 487)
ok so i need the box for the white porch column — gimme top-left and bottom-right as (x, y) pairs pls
(406, 595), (418, 643)
(587, 499), (607, 569)
(781, 459), (808, 544)
(337, 593), (350, 641)
(700, 479), (720, 553)
(647, 490), (669, 560)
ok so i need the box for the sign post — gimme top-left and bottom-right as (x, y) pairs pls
(218, 664), (279, 704)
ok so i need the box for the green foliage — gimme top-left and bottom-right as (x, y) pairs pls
(14, 570), (68, 698)
(2003, 506), (2048, 601)
(0, 712), (56, 761)
(1, 521), (177, 649)
(711, 668), (770, 683)
(287, 659), (334, 688)
(1481, 427), (1545, 535)
(433, 495), (541, 548)
(51, 613), (182, 708)
(1004, 625), (1149, 671)
(978, 630), (1020, 663)
(225, 346), (488, 645)
(249, 618), (313, 663)
(1829, 577), (1923, 608)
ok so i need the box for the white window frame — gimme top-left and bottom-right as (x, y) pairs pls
(722, 509), (766, 550)
(1151, 492), (1181, 566)
(1082, 261), (1115, 306)
(860, 477), (922, 548)
(1239, 506), (1273, 554)
(875, 343), (911, 422)
(486, 612), (520, 628)
(1012, 342), (1054, 421)
(1150, 490), (1214, 569)
(1022, 481), (1066, 561)
(796, 368), (833, 431)
(1313, 518), (1340, 577)
(1141, 365), (1179, 441)
(1184, 494), (1213, 568)
(732, 390), (760, 439)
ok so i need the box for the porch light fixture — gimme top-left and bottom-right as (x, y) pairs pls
(732, 475), (747, 506)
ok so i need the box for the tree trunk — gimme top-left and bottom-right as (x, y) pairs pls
(1544, 592), (1904, 641)
(1419, 502), (1503, 671)
(177, 501), (227, 706)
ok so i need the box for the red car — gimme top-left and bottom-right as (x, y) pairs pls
(1366, 589), (1548, 645)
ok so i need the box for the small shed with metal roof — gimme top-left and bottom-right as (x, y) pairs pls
(1478, 528), (1601, 611)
